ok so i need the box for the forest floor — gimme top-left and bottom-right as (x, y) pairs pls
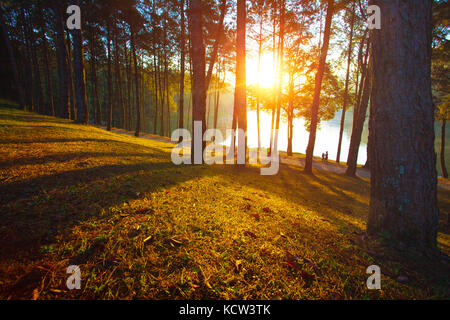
(0, 106), (449, 300)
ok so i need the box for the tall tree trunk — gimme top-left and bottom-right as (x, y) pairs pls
(441, 118), (448, 179)
(256, 16), (263, 159)
(52, 0), (69, 118)
(213, 60), (221, 130)
(27, 9), (43, 114)
(367, 0), (438, 251)
(72, 12), (89, 124)
(273, 0), (285, 157)
(269, 1), (277, 156)
(125, 46), (132, 130)
(287, 67), (294, 156)
(152, 49), (159, 134)
(88, 30), (101, 125)
(346, 59), (371, 176)
(113, 29), (125, 128)
(189, 0), (207, 164)
(304, 0), (334, 174)
(21, 9), (34, 112)
(178, 0), (186, 138)
(0, 7), (25, 109)
(336, 3), (355, 163)
(158, 51), (165, 136)
(130, 22), (141, 137)
(106, 21), (113, 131)
(39, 10), (55, 116)
(205, 0), (227, 91)
(235, 0), (247, 164)
(164, 51), (170, 136)
(66, 31), (76, 120)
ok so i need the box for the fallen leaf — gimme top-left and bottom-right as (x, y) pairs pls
(250, 214), (260, 221)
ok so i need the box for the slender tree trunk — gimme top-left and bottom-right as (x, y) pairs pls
(178, 0), (186, 139)
(40, 16), (55, 116)
(256, 16), (263, 159)
(106, 21), (113, 131)
(189, 0), (207, 164)
(113, 30), (125, 128)
(287, 67), (294, 156)
(52, 0), (69, 118)
(213, 60), (221, 130)
(235, 0), (247, 165)
(88, 30), (101, 125)
(273, 0), (285, 157)
(164, 51), (170, 135)
(130, 22), (141, 137)
(21, 9), (34, 112)
(304, 0), (334, 174)
(27, 10), (43, 114)
(72, 13), (89, 124)
(269, 2), (277, 156)
(158, 51), (165, 136)
(0, 7), (25, 109)
(336, 3), (355, 163)
(152, 50), (159, 134)
(125, 46), (132, 130)
(66, 31), (76, 121)
(205, 0), (227, 91)
(367, 0), (438, 251)
(346, 60), (371, 176)
(441, 118), (448, 179)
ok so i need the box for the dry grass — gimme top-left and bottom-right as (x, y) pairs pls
(0, 106), (449, 300)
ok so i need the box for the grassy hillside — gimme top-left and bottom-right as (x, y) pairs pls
(0, 106), (449, 300)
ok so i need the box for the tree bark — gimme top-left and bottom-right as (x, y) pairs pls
(346, 60), (371, 176)
(304, 0), (334, 173)
(88, 30), (101, 125)
(205, 0), (227, 91)
(113, 29), (125, 128)
(52, 0), (70, 118)
(273, 0), (285, 157)
(189, 0), (206, 164)
(39, 8), (55, 116)
(72, 10), (89, 124)
(235, 0), (247, 165)
(66, 31), (76, 120)
(0, 7), (25, 109)
(441, 118), (448, 178)
(27, 9), (43, 114)
(130, 21), (141, 137)
(178, 0), (186, 138)
(336, 3), (355, 163)
(106, 21), (113, 130)
(367, 0), (438, 251)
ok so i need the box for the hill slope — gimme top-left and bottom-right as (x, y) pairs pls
(0, 107), (449, 299)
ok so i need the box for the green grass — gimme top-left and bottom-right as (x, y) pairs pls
(0, 106), (449, 300)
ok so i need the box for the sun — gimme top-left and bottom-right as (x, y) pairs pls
(246, 52), (276, 89)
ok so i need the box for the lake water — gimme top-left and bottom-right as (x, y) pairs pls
(218, 109), (448, 176)
(243, 109), (369, 165)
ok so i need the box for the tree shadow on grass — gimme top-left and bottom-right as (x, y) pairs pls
(0, 158), (214, 261)
(207, 163), (450, 296)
